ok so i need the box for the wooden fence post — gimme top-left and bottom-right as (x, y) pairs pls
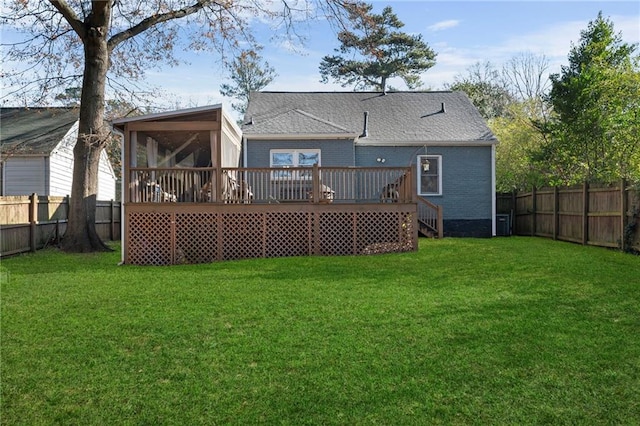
(29, 193), (37, 252)
(110, 199), (115, 241)
(531, 187), (537, 237)
(511, 189), (517, 235)
(553, 186), (559, 240)
(621, 179), (628, 251)
(582, 181), (589, 245)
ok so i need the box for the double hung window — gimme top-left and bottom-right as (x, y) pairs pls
(418, 155), (442, 196)
(270, 149), (320, 179)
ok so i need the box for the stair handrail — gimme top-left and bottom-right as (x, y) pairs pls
(417, 196), (443, 238)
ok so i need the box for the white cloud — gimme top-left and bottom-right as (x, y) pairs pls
(428, 20), (461, 32)
(276, 39), (311, 55)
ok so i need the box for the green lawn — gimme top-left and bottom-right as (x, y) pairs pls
(1, 237), (639, 425)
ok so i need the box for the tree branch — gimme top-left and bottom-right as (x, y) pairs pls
(107, 0), (213, 52)
(48, 0), (86, 39)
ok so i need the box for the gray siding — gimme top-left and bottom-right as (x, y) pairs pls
(246, 140), (493, 223)
(439, 146), (492, 221)
(356, 145), (493, 220)
(246, 139), (354, 168)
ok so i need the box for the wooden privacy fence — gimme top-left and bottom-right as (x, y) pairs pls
(497, 181), (640, 252)
(0, 194), (121, 257)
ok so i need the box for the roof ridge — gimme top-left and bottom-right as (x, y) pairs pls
(255, 90), (456, 95)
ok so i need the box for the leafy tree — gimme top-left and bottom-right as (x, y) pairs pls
(220, 48), (277, 117)
(319, 4), (436, 92)
(1, 0), (360, 252)
(448, 57), (554, 190)
(502, 52), (551, 120)
(543, 12), (640, 185)
(447, 62), (514, 120)
(490, 101), (547, 192)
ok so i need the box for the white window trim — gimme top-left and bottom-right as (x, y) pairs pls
(270, 149), (321, 180)
(417, 154), (442, 196)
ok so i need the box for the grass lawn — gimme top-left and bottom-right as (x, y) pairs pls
(1, 237), (639, 424)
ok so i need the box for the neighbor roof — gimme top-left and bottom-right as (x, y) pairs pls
(1, 107), (78, 155)
(242, 91), (497, 144)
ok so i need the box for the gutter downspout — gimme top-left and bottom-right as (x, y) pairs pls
(242, 136), (248, 167)
(491, 143), (496, 236)
(112, 125), (126, 265)
(0, 160), (4, 196)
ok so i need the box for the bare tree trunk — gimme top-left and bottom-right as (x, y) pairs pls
(60, 6), (112, 252)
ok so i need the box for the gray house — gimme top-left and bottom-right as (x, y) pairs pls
(242, 91), (498, 237)
(0, 107), (116, 199)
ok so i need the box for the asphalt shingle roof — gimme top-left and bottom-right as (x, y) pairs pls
(242, 91), (496, 144)
(1, 107), (78, 155)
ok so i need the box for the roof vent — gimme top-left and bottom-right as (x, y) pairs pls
(360, 111), (369, 138)
(441, 102), (446, 113)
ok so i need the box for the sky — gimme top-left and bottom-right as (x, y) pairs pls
(1, 1), (639, 117)
(145, 0), (640, 115)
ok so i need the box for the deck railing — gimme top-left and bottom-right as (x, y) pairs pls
(417, 196), (444, 238)
(129, 167), (213, 203)
(129, 165), (413, 204)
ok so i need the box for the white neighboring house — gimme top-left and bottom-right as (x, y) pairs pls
(0, 107), (116, 199)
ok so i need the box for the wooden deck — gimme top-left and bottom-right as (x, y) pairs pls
(125, 202), (418, 265)
(123, 165), (440, 265)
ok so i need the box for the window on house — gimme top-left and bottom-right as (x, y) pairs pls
(418, 155), (441, 196)
(270, 149), (320, 179)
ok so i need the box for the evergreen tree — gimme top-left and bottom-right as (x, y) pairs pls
(319, 5), (436, 92)
(220, 48), (277, 117)
(543, 12), (640, 184)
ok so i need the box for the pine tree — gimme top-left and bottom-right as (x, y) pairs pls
(220, 48), (277, 117)
(319, 5), (436, 92)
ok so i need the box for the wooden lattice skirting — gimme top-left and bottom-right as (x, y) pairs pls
(125, 204), (417, 265)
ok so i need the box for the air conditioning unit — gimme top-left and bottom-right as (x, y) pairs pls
(496, 214), (511, 236)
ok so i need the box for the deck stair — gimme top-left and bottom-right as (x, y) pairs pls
(417, 196), (443, 238)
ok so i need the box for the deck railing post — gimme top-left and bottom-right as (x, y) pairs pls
(410, 164), (417, 203)
(312, 164), (320, 203)
(437, 205), (444, 239)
